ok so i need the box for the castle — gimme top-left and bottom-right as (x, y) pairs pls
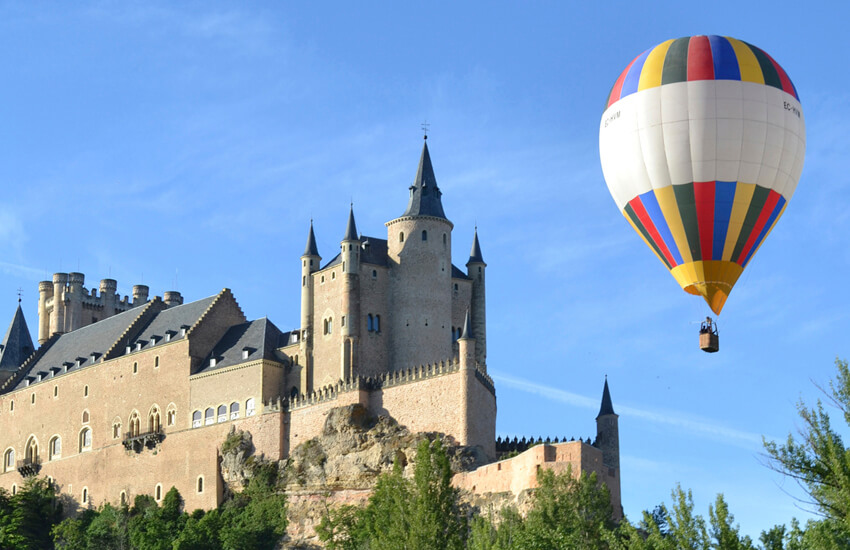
(0, 139), (620, 518)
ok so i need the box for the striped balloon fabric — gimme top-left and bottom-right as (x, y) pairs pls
(599, 35), (805, 315)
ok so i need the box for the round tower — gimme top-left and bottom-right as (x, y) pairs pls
(300, 221), (321, 393)
(133, 285), (150, 306)
(386, 139), (454, 370)
(66, 272), (85, 333)
(51, 273), (68, 338)
(595, 378), (620, 471)
(163, 291), (183, 307)
(99, 279), (118, 319)
(466, 228), (487, 369)
(340, 206), (361, 380)
(37, 280), (53, 344)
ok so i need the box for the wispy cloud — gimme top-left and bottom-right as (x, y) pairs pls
(491, 372), (768, 448)
(0, 261), (46, 281)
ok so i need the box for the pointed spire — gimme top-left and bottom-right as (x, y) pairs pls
(303, 220), (320, 257)
(0, 304), (35, 372)
(460, 309), (473, 339)
(468, 227), (484, 264)
(343, 204), (359, 241)
(402, 140), (447, 219)
(597, 377), (616, 418)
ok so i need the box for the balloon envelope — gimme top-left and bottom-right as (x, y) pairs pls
(599, 36), (805, 314)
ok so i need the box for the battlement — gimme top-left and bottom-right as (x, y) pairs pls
(495, 434), (595, 459)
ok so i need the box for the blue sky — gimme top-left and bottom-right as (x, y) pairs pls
(1, 1), (848, 538)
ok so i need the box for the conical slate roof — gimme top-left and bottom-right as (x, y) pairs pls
(468, 228), (484, 264)
(343, 205), (359, 241)
(460, 309), (473, 339)
(597, 377), (616, 418)
(303, 221), (320, 257)
(0, 304), (34, 372)
(402, 140), (447, 219)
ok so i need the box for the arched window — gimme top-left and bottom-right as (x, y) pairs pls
(246, 398), (256, 417)
(197, 476), (204, 494)
(217, 405), (227, 423)
(192, 410), (202, 428)
(155, 484), (162, 501)
(367, 314), (373, 332)
(399, 232), (404, 242)
(120, 491), (127, 506)
(82, 410), (90, 424)
(49, 436), (61, 460)
(422, 230), (427, 241)
(230, 402), (240, 420)
(129, 412), (141, 437)
(3, 449), (14, 472)
(167, 408), (176, 427)
(25, 437), (38, 463)
(79, 428), (92, 452)
(149, 406), (161, 433)
(112, 418), (122, 439)
(82, 487), (88, 505)
(204, 407), (214, 425)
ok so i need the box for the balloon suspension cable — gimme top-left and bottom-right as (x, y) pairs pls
(699, 316), (718, 335)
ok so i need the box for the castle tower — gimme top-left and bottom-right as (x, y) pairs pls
(457, 309), (475, 370)
(99, 279), (118, 320)
(596, 378), (619, 472)
(51, 272), (68, 338)
(133, 285), (150, 306)
(37, 280), (53, 344)
(0, 301), (34, 386)
(300, 221), (321, 392)
(340, 206), (361, 380)
(386, 138), (454, 370)
(466, 228), (487, 369)
(66, 272), (85, 333)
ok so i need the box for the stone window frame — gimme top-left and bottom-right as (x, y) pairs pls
(166, 403), (177, 427)
(204, 407), (215, 426)
(154, 483), (163, 502)
(246, 398), (256, 417)
(148, 405), (162, 433)
(192, 410), (202, 428)
(229, 402), (240, 420)
(112, 417), (122, 439)
(79, 427), (92, 452)
(24, 436), (38, 464)
(48, 435), (61, 461)
(3, 448), (14, 472)
(128, 410), (141, 437)
(217, 404), (227, 423)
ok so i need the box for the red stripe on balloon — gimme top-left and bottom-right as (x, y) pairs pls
(607, 55), (638, 108)
(737, 190), (781, 265)
(631, 197), (677, 267)
(687, 36), (714, 81)
(693, 181), (716, 261)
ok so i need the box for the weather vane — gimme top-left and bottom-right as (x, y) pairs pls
(421, 121), (430, 140)
(16, 288), (23, 303)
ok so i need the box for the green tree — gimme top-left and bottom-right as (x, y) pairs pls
(764, 359), (850, 547)
(707, 494), (754, 550)
(86, 504), (129, 550)
(128, 488), (186, 550)
(667, 485), (708, 550)
(0, 477), (62, 549)
(172, 509), (223, 550)
(218, 462), (288, 550)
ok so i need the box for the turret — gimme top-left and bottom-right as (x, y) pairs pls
(99, 279), (118, 320)
(37, 280), (53, 344)
(466, 228), (487, 369)
(133, 285), (150, 306)
(66, 272), (85, 332)
(0, 301), (35, 386)
(51, 273), (68, 338)
(340, 206), (361, 379)
(457, 309), (475, 369)
(300, 221), (321, 392)
(385, 138), (454, 370)
(163, 291), (183, 308)
(595, 378), (619, 471)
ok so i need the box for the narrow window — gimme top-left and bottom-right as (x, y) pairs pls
(302, 276), (306, 286)
(192, 410), (202, 428)
(443, 233), (447, 246)
(4, 449), (15, 472)
(54, 386), (58, 398)
(133, 362), (138, 374)
(290, 387), (298, 399)
(399, 232), (404, 242)
(9, 401), (13, 411)
(422, 230), (427, 241)
(155, 484), (162, 501)
(49, 437), (61, 460)
(120, 491), (127, 505)
(82, 487), (88, 504)
(84, 385), (89, 397)
(155, 356), (160, 368)
(328, 318), (333, 333)
(372, 269), (377, 279)
(375, 315), (380, 332)
(341, 315), (346, 327)
(113, 419), (121, 439)
(197, 476), (204, 494)
(82, 410), (90, 423)
(11, 484), (16, 496)
(31, 393), (35, 404)
(321, 275), (325, 283)
(332, 271), (336, 280)
(167, 409), (176, 426)
(367, 314), (373, 332)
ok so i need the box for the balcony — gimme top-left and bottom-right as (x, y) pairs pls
(122, 428), (165, 453)
(16, 456), (41, 477)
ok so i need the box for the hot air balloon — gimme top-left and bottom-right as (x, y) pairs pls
(599, 36), (805, 330)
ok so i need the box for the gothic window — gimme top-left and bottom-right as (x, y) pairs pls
(49, 436), (61, 460)
(79, 428), (92, 452)
(3, 449), (14, 472)
(217, 405), (227, 423)
(422, 230), (427, 241)
(204, 408), (214, 426)
(166, 405), (177, 427)
(246, 398), (256, 417)
(149, 406), (161, 433)
(230, 402), (240, 420)
(192, 410), (202, 428)
(129, 412), (141, 437)
(399, 232), (404, 242)
(25, 437), (38, 463)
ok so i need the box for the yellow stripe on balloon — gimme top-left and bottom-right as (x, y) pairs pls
(654, 186), (693, 264)
(638, 39), (674, 91)
(622, 211), (668, 267)
(722, 182), (756, 261)
(726, 37), (764, 85)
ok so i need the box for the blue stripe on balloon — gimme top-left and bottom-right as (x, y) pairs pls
(640, 189), (683, 265)
(709, 36), (740, 81)
(712, 181), (737, 260)
(620, 49), (651, 98)
(742, 195), (786, 267)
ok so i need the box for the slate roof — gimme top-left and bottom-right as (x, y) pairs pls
(195, 318), (287, 374)
(0, 305), (34, 372)
(127, 295), (218, 352)
(303, 221), (320, 257)
(468, 229), (485, 264)
(401, 141), (447, 219)
(597, 378), (616, 418)
(322, 235), (389, 269)
(343, 206), (359, 241)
